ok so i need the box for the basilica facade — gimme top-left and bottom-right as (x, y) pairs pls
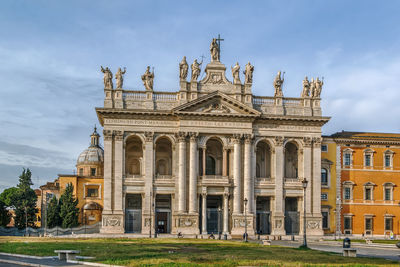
(96, 40), (330, 237)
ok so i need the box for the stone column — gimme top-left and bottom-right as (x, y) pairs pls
(189, 133), (198, 214)
(143, 132), (154, 234)
(223, 192), (229, 234)
(177, 132), (187, 213)
(202, 147), (206, 176)
(202, 191), (207, 234)
(310, 137), (324, 236)
(102, 130), (113, 213)
(222, 148), (228, 176)
(113, 130), (124, 214)
(271, 136), (285, 235)
(302, 137), (312, 214)
(233, 134), (242, 214)
(243, 134), (253, 214)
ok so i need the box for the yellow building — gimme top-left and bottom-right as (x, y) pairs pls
(39, 127), (104, 227)
(333, 131), (400, 238)
(321, 137), (338, 235)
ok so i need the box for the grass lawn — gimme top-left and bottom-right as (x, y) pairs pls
(0, 237), (398, 266)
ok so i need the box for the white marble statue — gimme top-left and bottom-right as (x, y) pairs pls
(101, 66), (113, 89)
(314, 77), (323, 98)
(179, 56), (189, 80)
(273, 71), (284, 97)
(243, 62), (254, 84)
(191, 59), (202, 81)
(231, 62), (241, 84)
(115, 67), (126, 89)
(301, 76), (310, 98)
(210, 38), (219, 62)
(141, 66), (154, 91)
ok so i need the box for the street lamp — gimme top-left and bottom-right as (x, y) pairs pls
(218, 207), (222, 239)
(302, 178), (308, 248)
(244, 198), (248, 242)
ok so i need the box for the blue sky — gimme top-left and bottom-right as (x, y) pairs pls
(1, 0), (400, 189)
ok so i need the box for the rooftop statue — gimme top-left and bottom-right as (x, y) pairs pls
(101, 66), (113, 89)
(179, 56), (189, 80)
(314, 77), (323, 98)
(310, 78), (316, 98)
(191, 59), (202, 82)
(231, 62), (241, 84)
(301, 76), (310, 98)
(243, 62), (254, 84)
(210, 38), (219, 62)
(273, 71), (284, 97)
(141, 66), (154, 91)
(115, 67), (126, 89)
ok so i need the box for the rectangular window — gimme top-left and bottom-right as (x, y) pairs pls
(385, 218), (393, 231)
(87, 188), (99, 197)
(385, 188), (391, 201)
(365, 155), (371, 166)
(321, 193), (328, 200)
(321, 169), (328, 186)
(322, 212), (329, 229)
(79, 168), (83, 176)
(344, 217), (352, 230)
(385, 155), (391, 167)
(344, 154), (351, 166)
(344, 187), (351, 200)
(90, 168), (96, 176)
(321, 145), (328, 152)
(365, 218), (372, 231)
(365, 188), (371, 200)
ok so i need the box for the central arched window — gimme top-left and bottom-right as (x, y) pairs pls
(155, 137), (172, 176)
(206, 156), (216, 175)
(205, 138), (223, 176)
(284, 142), (298, 178)
(125, 136), (143, 176)
(256, 141), (272, 178)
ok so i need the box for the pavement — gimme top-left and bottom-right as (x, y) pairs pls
(271, 240), (400, 262)
(0, 253), (87, 267)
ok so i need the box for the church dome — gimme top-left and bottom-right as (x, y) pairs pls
(77, 126), (104, 165)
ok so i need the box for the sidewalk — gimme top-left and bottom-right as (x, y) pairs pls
(0, 252), (86, 267)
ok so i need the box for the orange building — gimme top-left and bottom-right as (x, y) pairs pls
(39, 127), (104, 227)
(333, 131), (400, 238)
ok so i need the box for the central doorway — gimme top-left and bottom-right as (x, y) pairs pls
(284, 197), (299, 235)
(206, 195), (222, 234)
(256, 196), (271, 235)
(155, 194), (171, 234)
(125, 194), (142, 233)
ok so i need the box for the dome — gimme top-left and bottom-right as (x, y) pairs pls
(77, 146), (104, 164)
(77, 126), (104, 165)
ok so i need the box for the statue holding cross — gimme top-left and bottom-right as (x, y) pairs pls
(210, 35), (224, 62)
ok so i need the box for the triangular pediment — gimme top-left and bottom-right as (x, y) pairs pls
(172, 91), (260, 117)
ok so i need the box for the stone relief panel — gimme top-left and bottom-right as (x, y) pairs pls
(103, 216), (121, 227)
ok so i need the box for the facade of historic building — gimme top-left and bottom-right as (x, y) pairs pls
(332, 131), (400, 238)
(38, 128), (104, 227)
(96, 40), (330, 237)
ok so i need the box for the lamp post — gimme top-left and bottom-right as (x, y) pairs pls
(244, 198), (248, 242)
(302, 178), (308, 248)
(149, 191), (152, 238)
(218, 207), (222, 239)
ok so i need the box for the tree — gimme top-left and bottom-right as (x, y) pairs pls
(13, 169), (38, 229)
(0, 187), (19, 207)
(59, 183), (79, 228)
(46, 196), (61, 228)
(0, 199), (11, 227)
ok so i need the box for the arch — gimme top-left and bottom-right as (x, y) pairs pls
(284, 141), (298, 178)
(154, 134), (176, 146)
(199, 135), (229, 147)
(155, 136), (173, 176)
(256, 140), (272, 178)
(124, 133), (146, 145)
(125, 135), (144, 176)
(283, 138), (303, 150)
(205, 137), (223, 175)
(254, 137), (275, 148)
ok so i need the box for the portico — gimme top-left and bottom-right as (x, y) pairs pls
(97, 39), (329, 238)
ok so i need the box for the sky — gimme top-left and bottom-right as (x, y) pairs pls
(1, 0), (400, 190)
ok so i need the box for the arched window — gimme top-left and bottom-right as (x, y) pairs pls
(156, 159), (167, 175)
(256, 141), (272, 178)
(206, 156), (216, 175)
(125, 136), (143, 176)
(284, 142), (298, 178)
(155, 137), (172, 176)
(321, 168), (328, 186)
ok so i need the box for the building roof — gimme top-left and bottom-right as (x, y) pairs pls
(331, 131), (400, 144)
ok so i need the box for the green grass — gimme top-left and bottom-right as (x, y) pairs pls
(0, 237), (398, 266)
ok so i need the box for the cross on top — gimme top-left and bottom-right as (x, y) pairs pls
(216, 34), (224, 54)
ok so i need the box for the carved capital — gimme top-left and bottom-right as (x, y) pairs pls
(103, 130), (113, 141)
(313, 137), (322, 148)
(113, 130), (124, 141)
(144, 132), (154, 142)
(303, 137), (312, 148)
(243, 134), (253, 144)
(274, 136), (284, 147)
(232, 134), (242, 144)
(188, 132), (198, 142)
(175, 131), (187, 142)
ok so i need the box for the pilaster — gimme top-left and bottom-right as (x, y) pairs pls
(188, 133), (198, 214)
(232, 134), (242, 214)
(309, 137), (324, 235)
(271, 136), (285, 236)
(142, 131), (154, 235)
(303, 137), (312, 214)
(176, 132), (187, 213)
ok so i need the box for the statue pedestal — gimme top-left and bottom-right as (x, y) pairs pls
(230, 214), (255, 238)
(173, 213), (200, 235)
(271, 214), (286, 236)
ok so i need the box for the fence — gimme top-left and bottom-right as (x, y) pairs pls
(0, 222), (101, 236)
